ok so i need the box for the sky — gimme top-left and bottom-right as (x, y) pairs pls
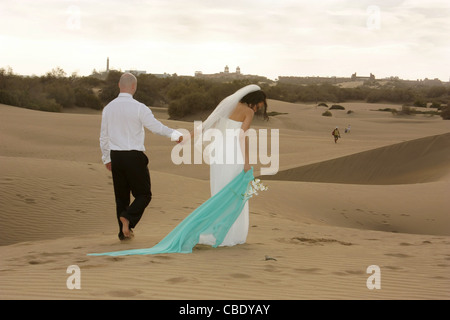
(1, 0), (449, 81)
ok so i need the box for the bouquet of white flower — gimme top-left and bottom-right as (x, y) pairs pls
(243, 178), (269, 199)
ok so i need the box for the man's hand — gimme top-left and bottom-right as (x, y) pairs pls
(105, 162), (112, 171)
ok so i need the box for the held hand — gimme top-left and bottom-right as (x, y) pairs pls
(105, 162), (112, 171)
(176, 131), (193, 144)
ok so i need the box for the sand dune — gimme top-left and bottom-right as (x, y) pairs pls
(0, 102), (449, 300)
(262, 132), (450, 185)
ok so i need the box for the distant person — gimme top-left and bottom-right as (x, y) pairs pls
(332, 126), (341, 143)
(100, 72), (183, 240)
(345, 124), (351, 133)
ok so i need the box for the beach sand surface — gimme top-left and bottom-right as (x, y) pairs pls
(0, 101), (449, 300)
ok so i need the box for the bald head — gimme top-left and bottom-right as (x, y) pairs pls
(119, 72), (137, 95)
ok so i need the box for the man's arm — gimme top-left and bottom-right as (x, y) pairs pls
(140, 105), (182, 141)
(99, 109), (111, 169)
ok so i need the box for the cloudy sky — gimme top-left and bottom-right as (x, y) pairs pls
(1, 0), (449, 81)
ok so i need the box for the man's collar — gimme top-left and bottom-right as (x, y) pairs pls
(118, 92), (133, 98)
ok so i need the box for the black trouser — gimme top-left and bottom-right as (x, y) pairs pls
(110, 150), (152, 240)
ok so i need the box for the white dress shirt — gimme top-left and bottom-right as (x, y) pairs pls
(100, 93), (182, 164)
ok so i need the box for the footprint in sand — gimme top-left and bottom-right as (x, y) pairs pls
(106, 257), (125, 262)
(385, 253), (413, 258)
(41, 252), (73, 257)
(264, 265), (278, 273)
(230, 273), (252, 279)
(28, 259), (55, 265)
(154, 255), (173, 260)
(107, 289), (142, 298)
(294, 267), (322, 274)
(16, 194), (36, 204)
(344, 269), (365, 275)
(332, 270), (365, 276)
(166, 276), (189, 284)
(384, 265), (402, 271)
(265, 255), (277, 261)
(76, 259), (88, 264)
(290, 237), (353, 246)
(340, 212), (349, 219)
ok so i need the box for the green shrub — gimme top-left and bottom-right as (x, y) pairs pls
(322, 110), (332, 117)
(168, 92), (214, 119)
(430, 101), (441, 109)
(440, 106), (450, 120)
(0, 90), (20, 106)
(377, 107), (397, 113)
(398, 105), (414, 115)
(413, 99), (427, 108)
(329, 104), (345, 110)
(74, 87), (102, 110)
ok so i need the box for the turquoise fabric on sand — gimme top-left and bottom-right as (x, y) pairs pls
(88, 168), (254, 256)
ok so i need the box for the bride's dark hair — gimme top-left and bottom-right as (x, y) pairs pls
(240, 90), (268, 120)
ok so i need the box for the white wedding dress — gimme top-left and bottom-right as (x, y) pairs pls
(198, 117), (249, 246)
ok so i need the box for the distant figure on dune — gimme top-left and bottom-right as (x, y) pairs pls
(332, 126), (341, 143)
(99, 72), (183, 240)
(345, 124), (351, 133)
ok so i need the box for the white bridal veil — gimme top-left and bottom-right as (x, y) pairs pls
(201, 84), (261, 132)
(192, 84), (261, 158)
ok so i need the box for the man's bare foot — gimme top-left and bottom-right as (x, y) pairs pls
(120, 216), (130, 238)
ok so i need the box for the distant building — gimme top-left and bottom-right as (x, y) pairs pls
(278, 72), (376, 85)
(194, 65), (268, 83)
(125, 70), (147, 76)
(150, 73), (171, 78)
(351, 72), (375, 81)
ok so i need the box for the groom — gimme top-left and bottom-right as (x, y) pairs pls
(100, 72), (183, 240)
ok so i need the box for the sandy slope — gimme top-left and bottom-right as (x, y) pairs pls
(0, 101), (449, 300)
(263, 132), (450, 185)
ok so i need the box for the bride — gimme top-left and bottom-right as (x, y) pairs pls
(88, 84), (268, 256)
(198, 85), (268, 247)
